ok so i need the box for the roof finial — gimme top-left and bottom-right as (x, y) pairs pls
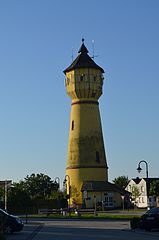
(78, 38), (88, 54)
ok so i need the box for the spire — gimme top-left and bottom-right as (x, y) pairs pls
(78, 38), (89, 54)
(64, 39), (104, 74)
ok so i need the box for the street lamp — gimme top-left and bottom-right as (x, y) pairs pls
(121, 195), (125, 211)
(137, 160), (149, 209)
(55, 177), (60, 190)
(4, 180), (8, 211)
(94, 195), (97, 215)
(63, 175), (71, 209)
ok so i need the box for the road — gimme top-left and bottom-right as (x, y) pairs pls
(6, 219), (159, 240)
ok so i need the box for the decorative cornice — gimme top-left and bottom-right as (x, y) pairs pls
(66, 165), (108, 170)
(72, 100), (99, 106)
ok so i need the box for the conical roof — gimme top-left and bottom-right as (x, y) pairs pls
(64, 39), (104, 74)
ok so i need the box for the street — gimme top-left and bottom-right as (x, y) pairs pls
(6, 219), (159, 240)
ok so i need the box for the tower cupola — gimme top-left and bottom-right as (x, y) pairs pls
(64, 39), (104, 101)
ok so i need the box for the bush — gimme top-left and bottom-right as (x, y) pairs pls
(130, 217), (140, 229)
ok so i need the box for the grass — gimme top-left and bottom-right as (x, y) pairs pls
(22, 210), (143, 221)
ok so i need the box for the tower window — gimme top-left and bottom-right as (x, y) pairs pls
(91, 92), (96, 98)
(96, 151), (100, 163)
(80, 74), (85, 81)
(94, 76), (97, 81)
(71, 120), (74, 130)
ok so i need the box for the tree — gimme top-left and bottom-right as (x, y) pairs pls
(131, 186), (140, 205)
(0, 187), (4, 200)
(149, 180), (159, 197)
(70, 185), (80, 208)
(7, 181), (31, 212)
(24, 173), (58, 199)
(6, 173), (65, 213)
(112, 176), (129, 188)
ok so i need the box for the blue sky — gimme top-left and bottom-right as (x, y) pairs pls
(0, 0), (158, 186)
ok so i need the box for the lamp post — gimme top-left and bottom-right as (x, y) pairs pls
(137, 160), (149, 210)
(94, 195), (97, 216)
(121, 195), (125, 211)
(4, 180), (7, 211)
(63, 175), (71, 209)
(55, 177), (60, 190)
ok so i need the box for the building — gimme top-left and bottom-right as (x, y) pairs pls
(81, 181), (130, 209)
(63, 39), (129, 208)
(126, 177), (159, 208)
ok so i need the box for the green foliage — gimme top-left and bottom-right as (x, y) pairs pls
(8, 181), (31, 209)
(70, 185), (80, 207)
(0, 187), (4, 201)
(49, 190), (65, 200)
(24, 173), (58, 199)
(149, 180), (159, 197)
(131, 186), (140, 202)
(112, 175), (129, 188)
(6, 173), (68, 213)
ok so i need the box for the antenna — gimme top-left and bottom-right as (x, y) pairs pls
(71, 48), (73, 61)
(91, 40), (98, 60)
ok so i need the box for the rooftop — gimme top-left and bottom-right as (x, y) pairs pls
(64, 39), (104, 74)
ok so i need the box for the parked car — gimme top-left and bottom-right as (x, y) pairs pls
(140, 207), (159, 231)
(0, 208), (23, 234)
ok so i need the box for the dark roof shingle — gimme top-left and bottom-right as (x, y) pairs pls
(81, 181), (130, 195)
(64, 41), (104, 74)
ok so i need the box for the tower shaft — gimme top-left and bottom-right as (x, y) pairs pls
(66, 100), (108, 204)
(67, 100), (107, 177)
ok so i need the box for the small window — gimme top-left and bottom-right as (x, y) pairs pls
(96, 151), (100, 163)
(80, 75), (84, 81)
(141, 186), (144, 192)
(71, 120), (74, 130)
(94, 76), (97, 81)
(91, 92), (96, 98)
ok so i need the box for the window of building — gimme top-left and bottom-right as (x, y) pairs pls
(104, 195), (113, 207)
(91, 92), (96, 98)
(80, 74), (85, 81)
(141, 186), (144, 192)
(96, 151), (100, 163)
(71, 120), (74, 130)
(142, 197), (144, 203)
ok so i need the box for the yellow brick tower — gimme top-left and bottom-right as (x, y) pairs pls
(64, 39), (108, 207)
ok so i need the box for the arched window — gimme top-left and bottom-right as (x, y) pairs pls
(71, 120), (74, 130)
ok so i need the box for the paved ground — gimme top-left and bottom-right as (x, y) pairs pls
(6, 219), (159, 240)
